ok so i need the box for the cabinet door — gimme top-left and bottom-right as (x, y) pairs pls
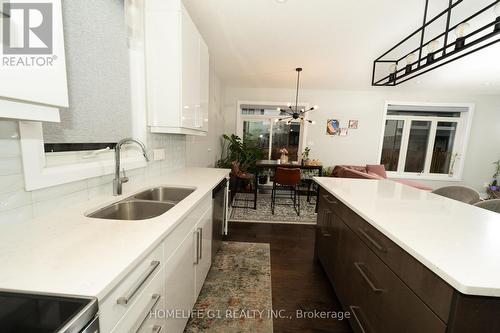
(199, 38), (209, 132)
(194, 207), (213, 297)
(164, 231), (196, 333)
(181, 5), (200, 130)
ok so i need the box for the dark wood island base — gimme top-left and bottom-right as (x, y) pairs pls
(315, 186), (500, 333)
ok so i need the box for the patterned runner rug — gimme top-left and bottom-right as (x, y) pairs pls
(184, 242), (273, 333)
(230, 193), (317, 224)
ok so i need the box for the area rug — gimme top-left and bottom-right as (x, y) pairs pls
(184, 242), (273, 333)
(229, 193), (317, 224)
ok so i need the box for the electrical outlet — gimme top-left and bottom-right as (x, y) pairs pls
(153, 149), (166, 161)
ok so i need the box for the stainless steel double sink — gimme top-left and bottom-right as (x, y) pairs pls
(86, 187), (196, 221)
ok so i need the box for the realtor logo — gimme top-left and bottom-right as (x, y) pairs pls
(2, 2), (53, 54)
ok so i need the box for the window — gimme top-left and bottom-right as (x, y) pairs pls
(238, 104), (308, 162)
(379, 103), (472, 180)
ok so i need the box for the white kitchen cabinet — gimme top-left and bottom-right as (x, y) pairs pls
(145, 1), (209, 136)
(194, 206), (213, 297)
(164, 229), (196, 333)
(164, 204), (213, 333)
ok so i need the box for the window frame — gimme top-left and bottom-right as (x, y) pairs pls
(378, 101), (474, 182)
(236, 101), (310, 161)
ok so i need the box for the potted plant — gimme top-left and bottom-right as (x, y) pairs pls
(301, 146), (311, 165)
(216, 134), (264, 173)
(490, 160), (500, 190)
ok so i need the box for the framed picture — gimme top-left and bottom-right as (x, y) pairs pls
(349, 120), (359, 129)
(339, 128), (348, 136)
(326, 119), (340, 135)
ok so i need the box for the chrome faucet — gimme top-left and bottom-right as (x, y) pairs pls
(113, 138), (149, 196)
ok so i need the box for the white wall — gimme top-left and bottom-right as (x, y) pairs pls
(223, 86), (500, 191)
(185, 67), (225, 167)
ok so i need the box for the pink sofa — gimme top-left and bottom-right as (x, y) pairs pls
(331, 165), (433, 191)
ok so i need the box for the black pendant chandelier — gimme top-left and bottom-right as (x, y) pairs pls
(276, 68), (318, 124)
(372, 0), (500, 86)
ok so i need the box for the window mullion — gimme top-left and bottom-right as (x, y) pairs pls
(397, 120), (411, 173)
(423, 121), (438, 174)
(268, 119), (273, 160)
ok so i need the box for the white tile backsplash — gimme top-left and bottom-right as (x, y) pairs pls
(0, 119), (187, 224)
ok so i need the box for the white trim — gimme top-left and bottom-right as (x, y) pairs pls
(379, 101), (474, 181)
(150, 126), (207, 136)
(19, 121), (147, 191)
(0, 99), (60, 123)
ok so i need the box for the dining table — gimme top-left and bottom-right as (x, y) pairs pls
(253, 159), (323, 210)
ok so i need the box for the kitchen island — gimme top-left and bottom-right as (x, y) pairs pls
(314, 177), (500, 333)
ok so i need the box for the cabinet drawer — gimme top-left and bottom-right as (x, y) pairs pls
(100, 244), (164, 333)
(340, 219), (446, 333)
(323, 190), (453, 322)
(111, 266), (166, 333)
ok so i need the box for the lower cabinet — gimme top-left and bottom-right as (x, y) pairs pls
(316, 188), (446, 333)
(101, 195), (214, 333)
(165, 205), (213, 333)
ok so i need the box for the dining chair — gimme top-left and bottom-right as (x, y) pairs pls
(230, 161), (256, 209)
(473, 199), (500, 214)
(432, 186), (481, 204)
(271, 167), (301, 216)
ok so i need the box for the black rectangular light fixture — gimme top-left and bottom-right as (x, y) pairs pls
(372, 0), (500, 86)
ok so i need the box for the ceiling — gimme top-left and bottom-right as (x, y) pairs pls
(183, 0), (500, 94)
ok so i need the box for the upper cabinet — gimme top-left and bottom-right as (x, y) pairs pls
(145, 1), (209, 136)
(0, 0), (68, 122)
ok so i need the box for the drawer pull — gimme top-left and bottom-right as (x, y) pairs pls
(135, 294), (161, 333)
(152, 325), (163, 333)
(198, 227), (203, 260)
(349, 306), (370, 333)
(358, 228), (386, 253)
(194, 230), (200, 264)
(354, 262), (385, 294)
(117, 260), (160, 305)
(322, 195), (338, 205)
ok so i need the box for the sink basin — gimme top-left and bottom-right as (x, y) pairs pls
(87, 200), (174, 220)
(132, 186), (196, 203)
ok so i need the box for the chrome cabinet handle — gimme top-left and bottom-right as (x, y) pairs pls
(117, 261), (160, 305)
(134, 294), (161, 333)
(194, 230), (200, 264)
(198, 227), (203, 260)
(322, 194), (337, 205)
(349, 306), (369, 333)
(358, 228), (386, 253)
(354, 262), (385, 294)
(152, 325), (163, 333)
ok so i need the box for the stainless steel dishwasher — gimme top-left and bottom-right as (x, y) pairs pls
(212, 178), (229, 261)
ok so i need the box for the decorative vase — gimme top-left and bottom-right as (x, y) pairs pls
(280, 154), (288, 164)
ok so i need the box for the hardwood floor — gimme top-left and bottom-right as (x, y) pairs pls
(225, 222), (353, 333)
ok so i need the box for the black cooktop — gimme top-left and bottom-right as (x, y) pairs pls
(0, 291), (95, 333)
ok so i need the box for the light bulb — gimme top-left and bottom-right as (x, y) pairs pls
(311, 120), (316, 125)
(313, 105), (319, 110)
(389, 64), (397, 73)
(406, 53), (415, 65)
(276, 107), (281, 111)
(455, 23), (469, 38)
(287, 102), (292, 107)
(427, 40), (439, 53)
(274, 118), (280, 123)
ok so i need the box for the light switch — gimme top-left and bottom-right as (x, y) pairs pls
(153, 149), (166, 161)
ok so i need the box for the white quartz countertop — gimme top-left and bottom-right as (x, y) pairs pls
(0, 168), (229, 300)
(314, 177), (500, 297)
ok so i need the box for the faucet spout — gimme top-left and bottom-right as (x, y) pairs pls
(113, 138), (149, 196)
